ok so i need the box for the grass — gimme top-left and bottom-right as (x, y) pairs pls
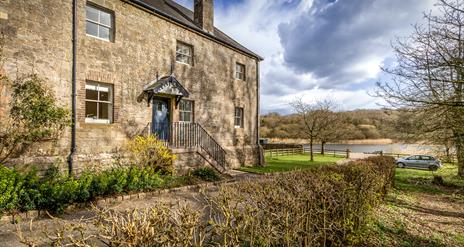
(394, 163), (464, 194)
(239, 154), (343, 173)
(363, 163), (464, 246)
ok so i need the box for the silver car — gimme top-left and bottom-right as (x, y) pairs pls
(396, 155), (442, 171)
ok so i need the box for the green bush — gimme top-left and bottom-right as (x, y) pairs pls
(190, 167), (220, 182)
(0, 164), (176, 215)
(0, 166), (23, 216)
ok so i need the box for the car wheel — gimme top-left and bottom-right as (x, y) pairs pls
(397, 162), (405, 168)
(429, 165), (438, 171)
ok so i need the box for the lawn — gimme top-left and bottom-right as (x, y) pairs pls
(239, 154), (342, 173)
(363, 163), (464, 246)
(394, 163), (464, 194)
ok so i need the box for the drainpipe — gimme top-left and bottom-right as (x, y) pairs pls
(67, 0), (78, 175)
(256, 60), (263, 166)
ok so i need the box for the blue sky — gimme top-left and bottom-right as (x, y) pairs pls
(175, 0), (437, 114)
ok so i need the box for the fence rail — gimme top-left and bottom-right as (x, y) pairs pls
(265, 147), (350, 158)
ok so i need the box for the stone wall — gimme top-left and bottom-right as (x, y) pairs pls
(0, 0), (260, 170)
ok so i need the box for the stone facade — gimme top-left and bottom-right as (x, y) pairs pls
(0, 0), (261, 171)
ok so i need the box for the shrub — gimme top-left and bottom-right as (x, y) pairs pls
(0, 166), (23, 216)
(190, 167), (221, 182)
(37, 157), (397, 246)
(0, 164), (172, 215)
(0, 74), (69, 163)
(125, 135), (176, 174)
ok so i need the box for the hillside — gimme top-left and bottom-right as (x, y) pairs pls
(260, 109), (401, 141)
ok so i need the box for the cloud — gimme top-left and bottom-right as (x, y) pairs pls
(174, 0), (436, 113)
(278, 0), (435, 87)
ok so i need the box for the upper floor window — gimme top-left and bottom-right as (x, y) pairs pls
(85, 82), (113, 124)
(176, 42), (193, 65)
(235, 63), (246, 80)
(234, 107), (244, 128)
(86, 4), (114, 41)
(179, 100), (194, 122)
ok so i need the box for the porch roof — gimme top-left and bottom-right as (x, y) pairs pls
(137, 75), (190, 104)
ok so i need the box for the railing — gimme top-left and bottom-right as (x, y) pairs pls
(151, 122), (227, 169)
(265, 147), (350, 158)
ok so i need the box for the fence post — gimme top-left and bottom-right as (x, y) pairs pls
(346, 149), (350, 159)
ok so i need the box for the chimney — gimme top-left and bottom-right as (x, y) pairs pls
(194, 0), (214, 34)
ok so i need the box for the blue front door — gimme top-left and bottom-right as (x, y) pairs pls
(152, 98), (170, 140)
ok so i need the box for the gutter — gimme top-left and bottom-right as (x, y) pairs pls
(67, 0), (77, 175)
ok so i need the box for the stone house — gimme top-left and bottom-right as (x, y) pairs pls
(0, 0), (263, 172)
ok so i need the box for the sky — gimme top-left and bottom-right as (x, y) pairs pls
(175, 0), (437, 114)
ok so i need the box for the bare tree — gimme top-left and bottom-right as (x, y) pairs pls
(318, 112), (350, 155)
(376, 0), (464, 176)
(291, 99), (334, 161)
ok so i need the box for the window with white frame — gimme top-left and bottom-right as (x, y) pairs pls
(176, 42), (193, 65)
(85, 82), (113, 124)
(179, 100), (193, 122)
(86, 4), (114, 41)
(234, 107), (244, 128)
(235, 63), (246, 80)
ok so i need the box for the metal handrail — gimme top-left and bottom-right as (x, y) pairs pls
(151, 122), (227, 169)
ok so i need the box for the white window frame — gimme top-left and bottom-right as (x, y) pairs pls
(179, 100), (194, 123)
(85, 82), (113, 124)
(86, 4), (114, 42)
(234, 107), (244, 128)
(176, 42), (194, 66)
(235, 63), (246, 80)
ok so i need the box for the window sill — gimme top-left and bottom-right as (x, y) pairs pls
(86, 34), (113, 43)
(175, 61), (193, 67)
(85, 118), (112, 124)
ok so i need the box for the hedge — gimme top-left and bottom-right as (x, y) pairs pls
(0, 165), (220, 216)
(39, 156), (397, 246)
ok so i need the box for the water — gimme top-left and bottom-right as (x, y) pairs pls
(305, 143), (445, 155)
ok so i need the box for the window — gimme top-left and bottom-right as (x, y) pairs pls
(179, 100), (193, 122)
(86, 4), (114, 41)
(85, 82), (113, 124)
(235, 63), (246, 80)
(176, 42), (193, 65)
(234, 107), (244, 128)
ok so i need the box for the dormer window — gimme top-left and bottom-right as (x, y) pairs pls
(86, 4), (114, 42)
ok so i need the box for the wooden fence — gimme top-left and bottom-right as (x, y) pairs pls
(265, 147), (350, 158)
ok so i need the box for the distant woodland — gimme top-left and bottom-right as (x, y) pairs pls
(260, 109), (409, 141)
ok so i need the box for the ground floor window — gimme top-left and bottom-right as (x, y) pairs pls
(234, 107), (244, 128)
(179, 100), (194, 122)
(85, 82), (113, 124)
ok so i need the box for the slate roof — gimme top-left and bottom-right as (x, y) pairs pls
(129, 0), (263, 61)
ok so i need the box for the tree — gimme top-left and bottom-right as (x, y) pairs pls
(376, 0), (464, 176)
(290, 99), (334, 162)
(0, 74), (70, 163)
(317, 112), (350, 155)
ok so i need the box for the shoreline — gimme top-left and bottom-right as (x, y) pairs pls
(266, 138), (395, 145)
